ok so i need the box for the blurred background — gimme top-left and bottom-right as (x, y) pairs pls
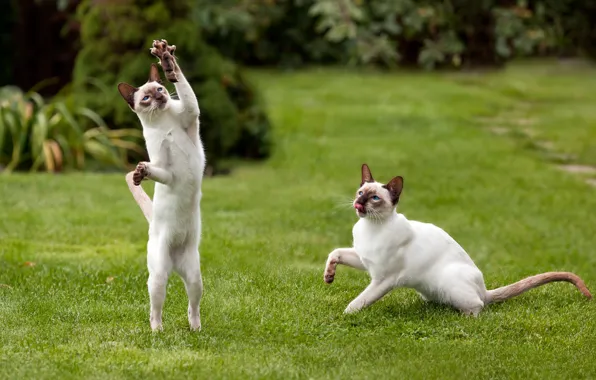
(1, 0), (595, 175)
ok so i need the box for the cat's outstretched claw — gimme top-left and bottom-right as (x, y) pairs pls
(133, 162), (150, 186)
(150, 39), (178, 83)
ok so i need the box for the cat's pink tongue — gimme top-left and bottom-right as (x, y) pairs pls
(354, 203), (365, 212)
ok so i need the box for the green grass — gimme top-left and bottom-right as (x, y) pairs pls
(2, 60), (596, 379)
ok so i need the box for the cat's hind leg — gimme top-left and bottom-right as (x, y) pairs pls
(438, 264), (486, 317)
(147, 237), (173, 331)
(449, 292), (484, 317)
(324, 248), (365, 284)
(174, 245), (203, 331)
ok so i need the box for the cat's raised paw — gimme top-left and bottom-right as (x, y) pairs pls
(150, 39), (178, 83)
(133, 162), (150, 186)
(324, 271), (335, 284)
(324, 259), (337, 284)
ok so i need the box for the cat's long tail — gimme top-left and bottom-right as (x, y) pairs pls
(125, 171), (152, 223)
(485, 272), (592, 304)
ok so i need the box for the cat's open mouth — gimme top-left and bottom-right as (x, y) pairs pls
(354, 203), (367, 217)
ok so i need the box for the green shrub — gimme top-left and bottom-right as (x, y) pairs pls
(194, 0), (596, 69)
(311, 0), (554, 69)
(72, 0), (273, 172)
(195, 0), (349, 67)
(0, 86), (143, 173)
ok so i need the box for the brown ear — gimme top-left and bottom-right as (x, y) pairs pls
(361, 163), (374, 186)
(148, 63), (162, 83)
(384, 176), (404, 205)
(117, 82), (138, 109)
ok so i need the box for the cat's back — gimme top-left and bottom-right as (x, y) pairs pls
(408, 219), (476, 266)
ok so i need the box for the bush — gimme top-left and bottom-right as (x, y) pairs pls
(0, 86), (143, 173)
(72, 0), (273, 172)
(194, 0), (596, 70)
(195, 0), (349, 67)
(310, 0), (550, 69)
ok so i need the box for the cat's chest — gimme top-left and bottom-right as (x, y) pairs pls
(353, 220), (405, 260)
(144, 127), (199, 162)
(352, 215), (414, 275)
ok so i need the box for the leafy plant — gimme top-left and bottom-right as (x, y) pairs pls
(195, 0), (349, 67)
(73, 0), (273, 173)
(196, 0), (590, 70)
(0, 86), (143, 173)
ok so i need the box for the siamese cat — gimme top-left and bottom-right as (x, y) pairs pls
(324, 164), (591, 315)
(119, 39), (205, 331)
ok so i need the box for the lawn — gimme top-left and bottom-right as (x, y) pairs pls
(1, 59), (596, 379)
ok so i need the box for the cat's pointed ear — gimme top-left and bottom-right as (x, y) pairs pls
(361, 163), (374, 186)
(117, 82), (138, 109)
(384, 176), (404, 205)
(148, 63), (162, 83)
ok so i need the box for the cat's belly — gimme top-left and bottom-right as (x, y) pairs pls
(149, 130), (205, 246)
(151, 186), (202, 246)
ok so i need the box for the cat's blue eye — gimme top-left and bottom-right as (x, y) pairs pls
(372, 195), (380, 201)
(142, 95), (150, 101)
(358, 191), (363, 195)
(157, 87), (163, 92)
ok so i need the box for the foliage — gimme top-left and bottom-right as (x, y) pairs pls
(0, 0), (15, 86)
(536, 0), (596, 58)
(193, 0), (596, 70)
(0, 86), (143, 173)
(310, 0), (552, 69)
(194, 0), (349, 67)
(73, 0), (273, 172)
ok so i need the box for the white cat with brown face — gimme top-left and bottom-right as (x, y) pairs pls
(324, 164), (592, 315)
(118, 39), (205, 332)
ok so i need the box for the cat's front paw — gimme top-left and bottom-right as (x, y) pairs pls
(150, 39), (178, 83)
(133, 162), (150, 186)
(324, 259), (338, 284)
(343, 304), (361, 314)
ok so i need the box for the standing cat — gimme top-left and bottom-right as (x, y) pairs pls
(324, 164), (592, 315)
(118, 39), (205, 331)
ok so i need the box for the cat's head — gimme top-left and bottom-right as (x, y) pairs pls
(117, 64), (171, 115)
(353, 164), (403, 220)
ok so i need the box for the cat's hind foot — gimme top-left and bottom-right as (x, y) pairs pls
(150, 318), (163, 332)
(150, 39), (178, 83)
(188, 307), (201, 332)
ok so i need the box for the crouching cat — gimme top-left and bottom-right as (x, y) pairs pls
(324, 164), (592, 315)
(118, 39), (205, 331)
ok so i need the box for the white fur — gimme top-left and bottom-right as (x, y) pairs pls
(125, 59), (205, 331)
(348, 210), (486, 315)
(325, 169), (592, 316)
(325, 178), (488, 316)
(325, 175), (591, 315)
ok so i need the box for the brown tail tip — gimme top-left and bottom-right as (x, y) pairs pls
(579, 286), (592, 300)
